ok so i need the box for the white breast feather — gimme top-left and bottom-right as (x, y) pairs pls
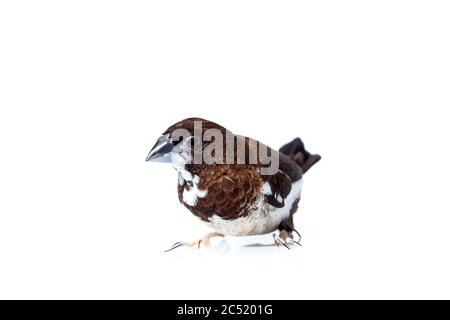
(177, 168), (208, 206)
(183, 184), (208, 206)
(262, 181), (272, 195)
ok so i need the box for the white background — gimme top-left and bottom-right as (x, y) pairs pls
(1, 1), (449, 299)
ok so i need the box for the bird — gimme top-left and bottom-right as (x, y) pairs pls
(145, 117), (320, 251)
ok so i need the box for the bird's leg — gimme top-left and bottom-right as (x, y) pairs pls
(273, 229), (302, 249)
(164, 232), (224, 252)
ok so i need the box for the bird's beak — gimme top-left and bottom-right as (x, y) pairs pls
(146, 134), (174, 163)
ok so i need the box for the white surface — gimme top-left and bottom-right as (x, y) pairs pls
(1, 1), (450, 299)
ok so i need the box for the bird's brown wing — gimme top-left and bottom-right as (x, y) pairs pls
(263, 170), (292, 208)
(262, 152), (303, 208)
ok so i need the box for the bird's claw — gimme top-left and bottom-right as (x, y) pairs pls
(273, 230), (302, 250)
(293, 228), (302, 245)
(163, 240), (198, 252)
(164, 232), (224, 252)
(164, 241), (185, 252)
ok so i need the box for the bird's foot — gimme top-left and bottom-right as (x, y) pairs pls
(273, 229), (302, 249)
(164, 232), (224, 252)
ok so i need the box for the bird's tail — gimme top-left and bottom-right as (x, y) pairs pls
(279, 138), (321, 174)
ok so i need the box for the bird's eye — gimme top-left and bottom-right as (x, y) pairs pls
(186, 137), (201, 149)
(171, 135), (184, 145)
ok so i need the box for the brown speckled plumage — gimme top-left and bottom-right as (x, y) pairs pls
(178, 164), (263, 221)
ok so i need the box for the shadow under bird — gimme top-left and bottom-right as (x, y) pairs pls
(146, 118), (321, 251)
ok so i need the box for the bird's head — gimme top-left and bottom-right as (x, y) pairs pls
(145, 117), (229, 169)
